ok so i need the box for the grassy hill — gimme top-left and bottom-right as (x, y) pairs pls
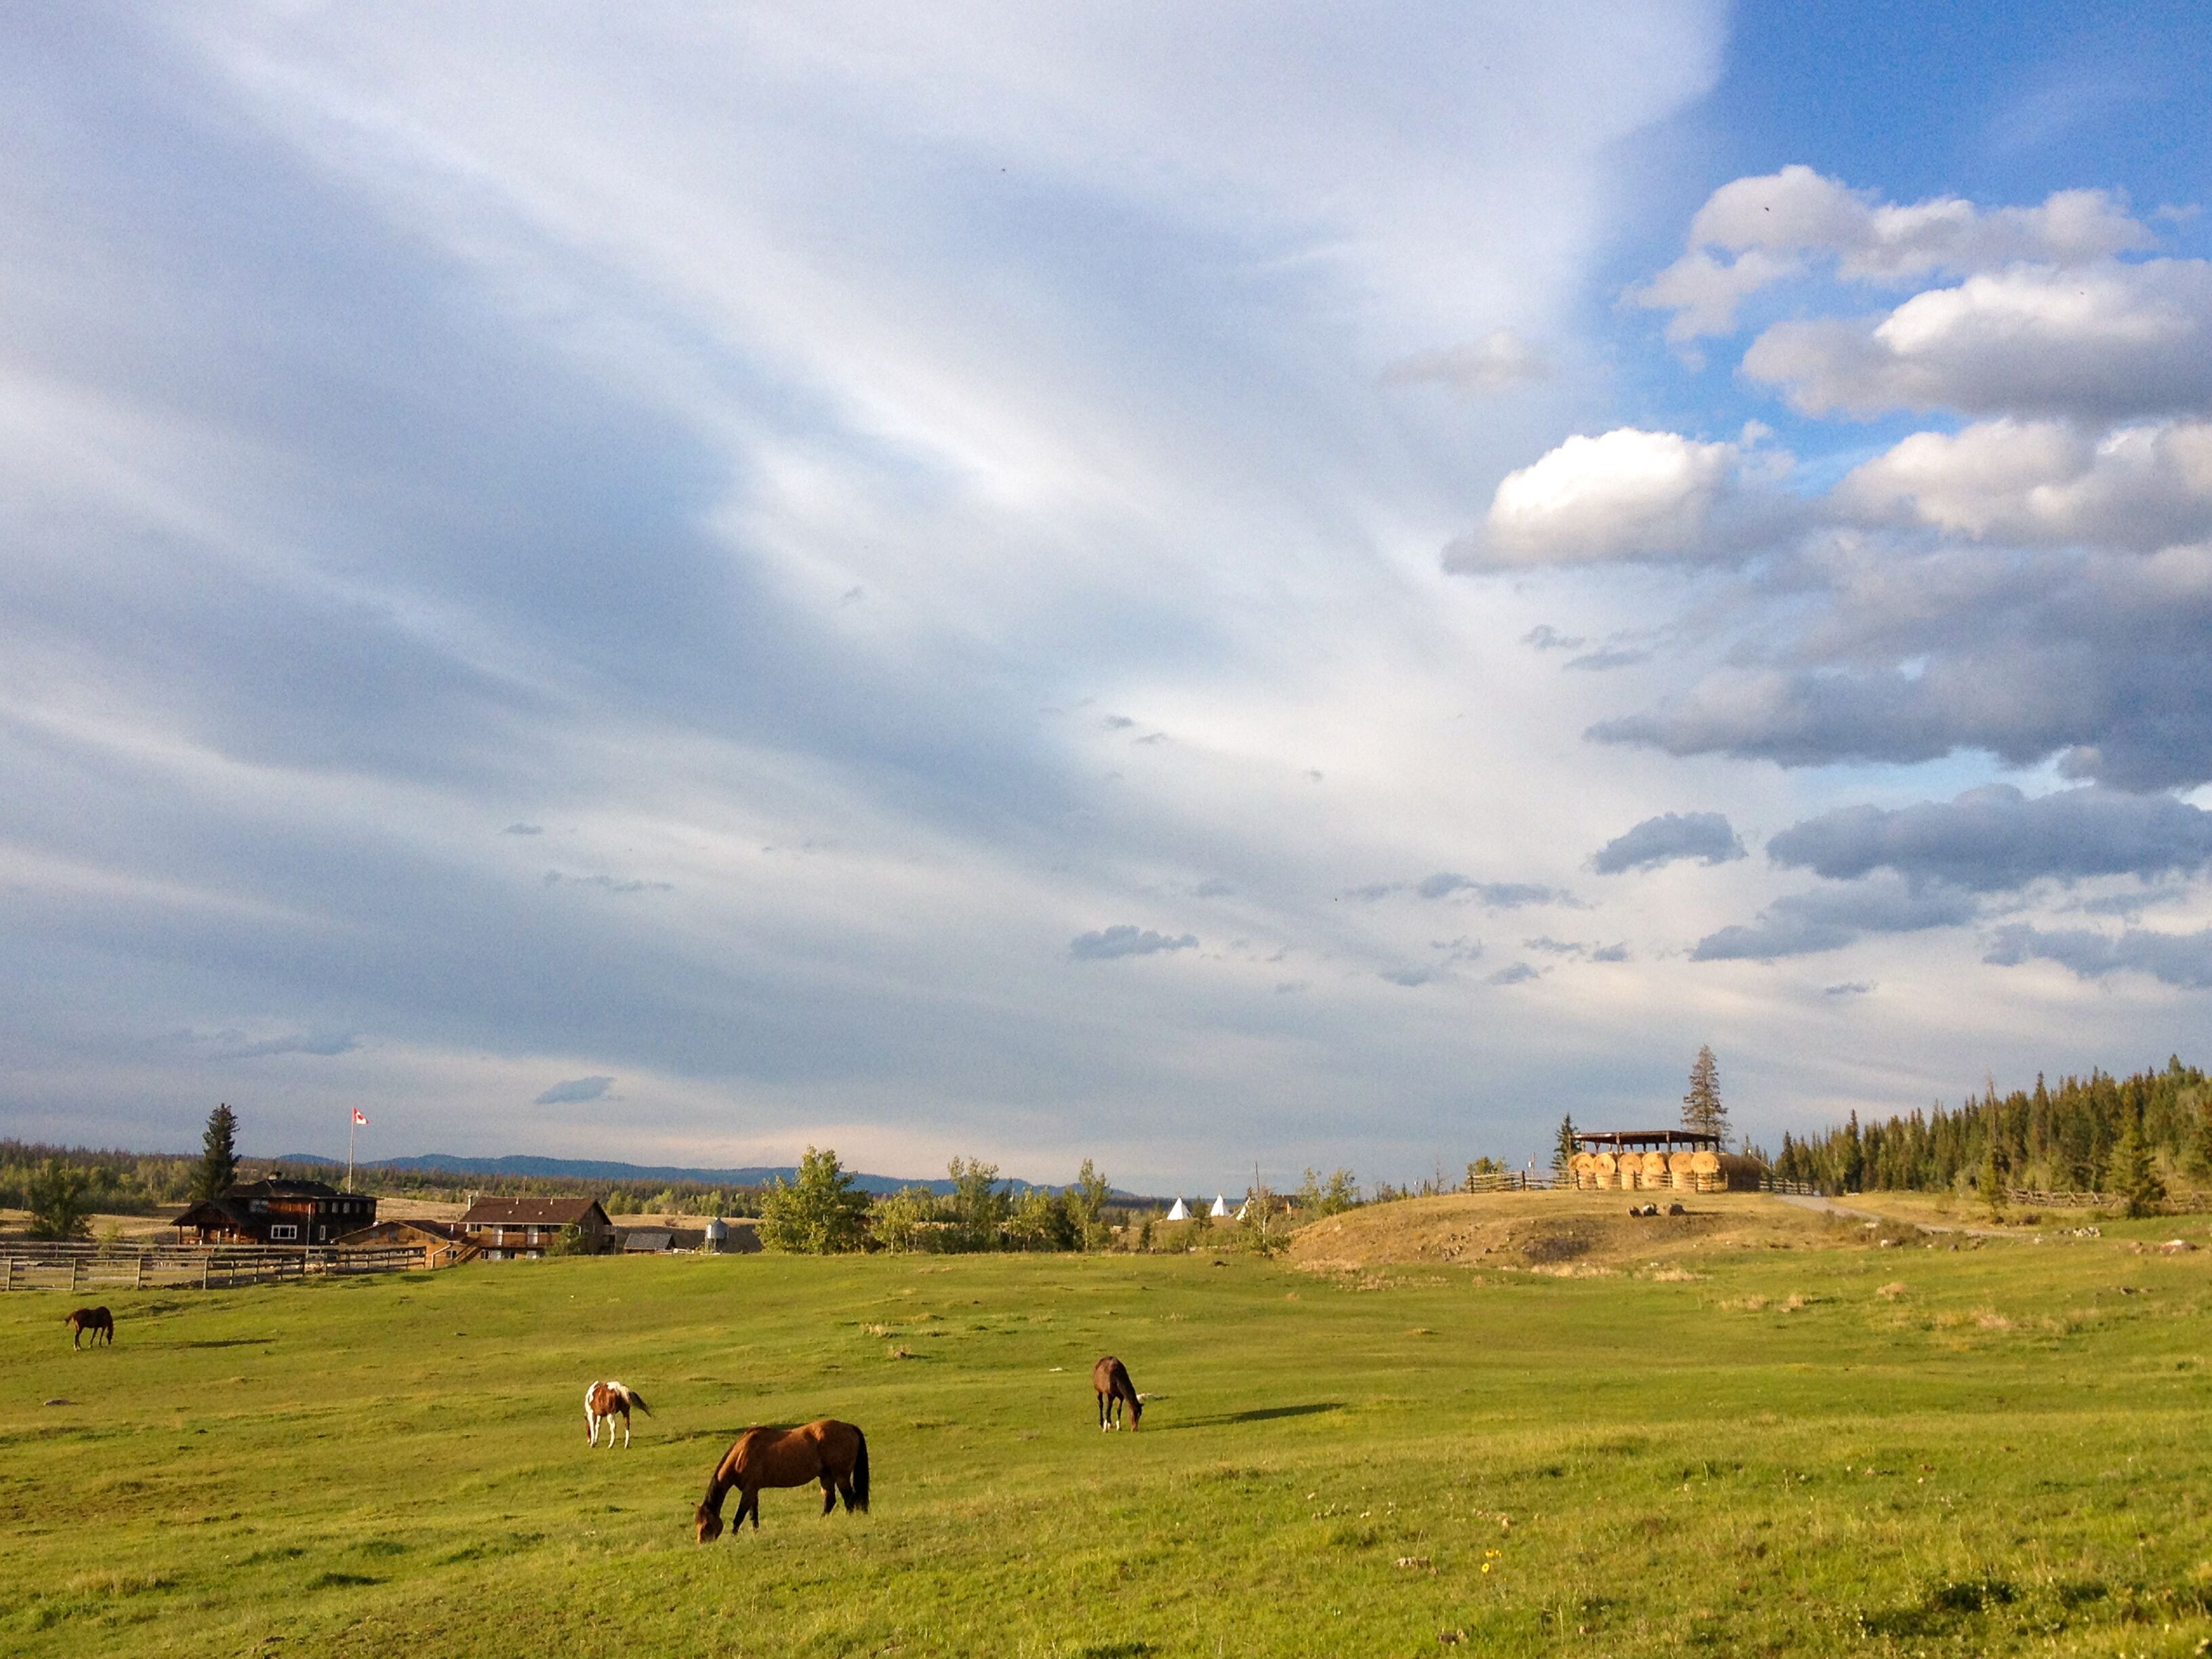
(5, 1196), (2212, 1656)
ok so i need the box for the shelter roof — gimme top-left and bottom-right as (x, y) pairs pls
(172, 1199), (246, 1229)
(459, 1196), (609, 1227)
(1574, 1129), (1723, 1151)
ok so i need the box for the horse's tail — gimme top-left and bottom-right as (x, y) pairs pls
(851, 1427), (869, 1513)
(623, 1386), (652, 1416)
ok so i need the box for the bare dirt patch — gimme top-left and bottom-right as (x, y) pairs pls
(1287, 1191), (1848, 1273)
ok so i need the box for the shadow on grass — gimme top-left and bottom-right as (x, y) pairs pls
(1159, 1402), (1345, 1429)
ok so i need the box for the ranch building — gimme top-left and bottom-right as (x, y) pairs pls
(458, 1195), (615, 1258)
(173, 1178), (377, 1246)
(334, 1216), (478, 1269)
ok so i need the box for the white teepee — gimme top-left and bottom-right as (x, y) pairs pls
(1209, 1192), (1231, 1218)
(1165, 1196), (1189, 1221)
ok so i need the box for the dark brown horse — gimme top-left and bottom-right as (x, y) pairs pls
(64, 1307), (114, 1349)
(1093, 1355), (1141, 1431)
(695, 1419), (869, 1540)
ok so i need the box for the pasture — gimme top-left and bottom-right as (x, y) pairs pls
(6, 1195), (2212, 1657)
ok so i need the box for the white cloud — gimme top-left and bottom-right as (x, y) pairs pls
(1630, 165), (2154, 340)
(1378, 329), (1548, 394)
(1452, 427), (1794, 569)
(1744, 260), (2212, 420)
(1840, 417), (2212, 548)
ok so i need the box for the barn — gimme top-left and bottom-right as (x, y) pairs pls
(335, 1217), (477, 1269)
(458, 1196), (615, 1258)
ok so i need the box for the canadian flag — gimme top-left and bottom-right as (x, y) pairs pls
(352, 1109), (368, 1126)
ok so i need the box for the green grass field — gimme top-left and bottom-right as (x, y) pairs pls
(7, 1201), (2212, 1658)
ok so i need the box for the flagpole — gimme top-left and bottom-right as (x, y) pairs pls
(346, 1111), (355, 1194)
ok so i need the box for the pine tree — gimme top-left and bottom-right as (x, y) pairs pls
(1552, 1115), (1579, 1178)
(26, 1158), (92, 1241)
(1682, 1046), (1728, 1142)
(192, 1103), (240, 1203)
(2106, 1112), (2165, 1218)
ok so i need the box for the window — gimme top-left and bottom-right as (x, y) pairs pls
(268, 1224), (299, 1242)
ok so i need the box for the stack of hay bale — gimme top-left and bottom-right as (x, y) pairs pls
(1565, 1147), (1759, 1192)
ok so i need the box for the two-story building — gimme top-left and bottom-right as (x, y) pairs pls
(457, 1195), (615, 1258)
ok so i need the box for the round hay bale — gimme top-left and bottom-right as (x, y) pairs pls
(1666, 1151), (1698, 1189)
(1593, 1151), (1617, 1186)
(1639, 1151), (1671, 1189)
(1570, 1151), (1598, 1189)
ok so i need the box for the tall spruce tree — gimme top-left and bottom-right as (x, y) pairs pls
(1552, 1115), (1579, 1177)
(1681, 1046), (1728, 1143)
(193, 1103), (240, 1202)
(2106, 1111), (2165, 1218)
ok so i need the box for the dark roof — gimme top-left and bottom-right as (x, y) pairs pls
(459, 1196), (609, 1227)
(337, 1218), (463, 1244)
(621, 1229), (675, 1252)
(1574, 1130), (1723, 1151)
(224, 1178), (349, 1200)
(173, 1199), (247, 1229)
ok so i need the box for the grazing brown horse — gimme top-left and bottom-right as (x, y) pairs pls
(695, 1419), (869, 1540)
(584, 1380), (651, 1448)
(1093, 1355), (1142, 1431)
(64, 1307), (114, 1349)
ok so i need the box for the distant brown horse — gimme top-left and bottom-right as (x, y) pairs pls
(1093, 1355), (1141, 1431)
(584, 1380), (651, 1448)
(695, 1419), (869, 1540)
(64, 1307), (114, 1349)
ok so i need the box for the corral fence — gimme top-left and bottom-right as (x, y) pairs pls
(0, 1240), (425, 1292)
(1460, 1170), (1561, 1193)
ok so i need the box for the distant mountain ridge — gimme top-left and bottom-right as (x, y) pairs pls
(273, 1150), (1159, 1200)
(275, 1151), (959, 1195)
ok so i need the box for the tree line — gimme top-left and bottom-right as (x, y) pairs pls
(1771, 1056), (2209, 1204)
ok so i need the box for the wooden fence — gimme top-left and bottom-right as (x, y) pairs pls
(1755, 1181), (2212, 1212)
(1460, 1170), (1561, 1193)
(0, 1241), (425, 1292)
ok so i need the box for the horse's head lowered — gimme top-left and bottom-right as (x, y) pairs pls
(695, 1503), (724, 1544)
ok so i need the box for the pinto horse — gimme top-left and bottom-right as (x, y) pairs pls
(695, 1419), (869, 1540)
(1093, 1355), (1142, 1431)
(64, 1307), (114, 1349)
(584, 1380), (651, 1448)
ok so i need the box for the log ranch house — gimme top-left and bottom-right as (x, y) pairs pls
(174, 1178), (376, 1246)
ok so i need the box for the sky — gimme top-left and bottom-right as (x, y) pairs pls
(5, 2), (2211, 1192)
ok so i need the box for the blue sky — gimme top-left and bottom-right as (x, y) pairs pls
(4, 2), (2210, 1191)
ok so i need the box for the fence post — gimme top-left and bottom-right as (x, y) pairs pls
(202, 1254), (211, 1290)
